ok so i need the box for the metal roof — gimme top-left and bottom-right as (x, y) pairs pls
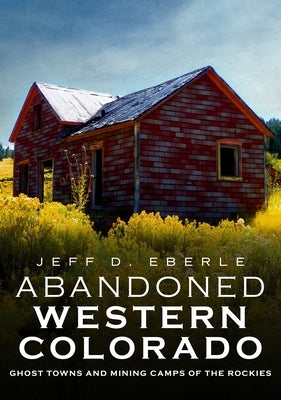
(36, 82), (116, 123)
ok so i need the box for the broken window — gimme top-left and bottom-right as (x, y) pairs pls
(218, 141), (242, 179)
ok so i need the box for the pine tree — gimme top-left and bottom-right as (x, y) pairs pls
(0, 143), (4, 161)
(266, 119), (281, 157)
(5, 146), (13, 159)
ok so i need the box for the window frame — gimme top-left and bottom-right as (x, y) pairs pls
(217, 139), (242, 181)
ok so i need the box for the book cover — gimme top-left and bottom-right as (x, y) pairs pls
(1, 1), (280, 399)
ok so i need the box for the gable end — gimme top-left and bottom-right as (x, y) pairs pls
(9, 84), (38, 143)
(206, 69), (273, 138)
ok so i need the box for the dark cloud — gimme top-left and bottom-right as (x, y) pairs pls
(0, 0), (281, 146)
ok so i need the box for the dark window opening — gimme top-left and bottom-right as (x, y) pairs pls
(92, 149), (103, 207)
(20, 164), (29, 194)
(33, 104), (42, 131)
(220, 146), (240, 178)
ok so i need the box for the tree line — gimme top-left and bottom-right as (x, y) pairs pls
(0, 143), (14, 161)
(266, 118), (281, 157)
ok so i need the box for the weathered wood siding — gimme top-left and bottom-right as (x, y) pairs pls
(139, 74), (266, 218)
(14, 87), (135, 211)
(13, 74), (267, 219)
(64, 127), (135, 213)
(13, 90), (70, 202)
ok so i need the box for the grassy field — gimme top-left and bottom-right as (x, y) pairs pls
(0, 158), (13, 198)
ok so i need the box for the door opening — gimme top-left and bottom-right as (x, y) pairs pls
(19, 163), (29, 195)
(40, 159), (53, 202)
(92, 149), (103, 207)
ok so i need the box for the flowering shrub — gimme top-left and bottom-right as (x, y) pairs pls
(1, 192), (281, 287)
(104, 207), (281, 298)
(0, 194), (98, 278)
(108, 211), (251, 267)
(65, 146), (93, 211)
(0, 192), (281, 395)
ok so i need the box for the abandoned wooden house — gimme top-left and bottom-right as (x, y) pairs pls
(9, 66), (273, 218)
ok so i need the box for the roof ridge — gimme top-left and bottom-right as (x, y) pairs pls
(69, 65), (212, 137)
(115, 65), (212, 101)
(35, 82), (115, 98)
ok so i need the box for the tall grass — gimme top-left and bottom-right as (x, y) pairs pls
(0, 158), (13, 199)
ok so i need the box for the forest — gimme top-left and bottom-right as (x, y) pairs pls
(0, 143), (13, 161)
(266, 118), (281, 157)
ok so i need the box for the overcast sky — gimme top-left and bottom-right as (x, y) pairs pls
(1, 0), (281, 147)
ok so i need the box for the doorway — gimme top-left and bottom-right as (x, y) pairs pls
(19, 162), (29, 195)
(92, 148), (103, 207)
(39, 159), (53, 202)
